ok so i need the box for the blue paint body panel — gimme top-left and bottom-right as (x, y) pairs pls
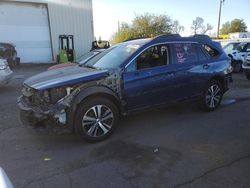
(24, 66), (109, 90)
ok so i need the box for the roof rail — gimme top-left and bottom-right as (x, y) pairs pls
(192, 34), (211, 41)
(123, 37), (148, 42)
(152, 34), (181, 42)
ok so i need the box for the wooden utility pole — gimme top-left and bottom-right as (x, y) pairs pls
(217, 0), (224, 38)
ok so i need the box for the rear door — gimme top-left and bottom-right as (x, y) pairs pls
(122, 44), (177, 111)
(171, 43), (202, 99)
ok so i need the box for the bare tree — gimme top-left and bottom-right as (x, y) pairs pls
(191, 17), (213, 34)
(172, 20), (185, 34)
(202, 23), (213, 34)
(191, 17), (204, 34)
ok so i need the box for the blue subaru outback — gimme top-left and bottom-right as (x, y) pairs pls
(18, 34), (232, 142)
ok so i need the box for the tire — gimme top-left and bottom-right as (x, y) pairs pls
(233, 61), (242, 73)
(75, 97), (119, 142)
(246, 73), (250, 80)
(201, 80), (223, 112)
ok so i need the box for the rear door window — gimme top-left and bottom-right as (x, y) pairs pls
(173, 43), (198, 63)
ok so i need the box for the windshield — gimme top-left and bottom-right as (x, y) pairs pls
(223, 42), (240, 53)
(84, 42), (142, 69)
(77, 51), (100, 65)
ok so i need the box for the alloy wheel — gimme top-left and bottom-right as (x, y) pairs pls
(205, 84), (222, 108)
(82, 105), (114, 137)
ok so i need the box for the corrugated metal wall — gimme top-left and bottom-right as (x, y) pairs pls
(47, 0), (94, 61)
(4, 0), (94, 62)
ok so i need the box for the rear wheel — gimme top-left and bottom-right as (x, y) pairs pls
(75, 97), (119, 142)
(201, 80), (223, 111)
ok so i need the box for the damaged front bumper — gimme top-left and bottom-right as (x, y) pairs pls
(17, 96), (68, 128)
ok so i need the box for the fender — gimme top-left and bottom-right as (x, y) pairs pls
(66, 85), (124, 132)
(73, 85), (121, 107)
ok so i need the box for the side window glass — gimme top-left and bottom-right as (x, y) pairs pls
(126, 60), (136, 72)
(173, 43), (198, 63)
(202, 44), (220, 58)
(136, 45), (170, 70)
(224, 44), (234, 51)
(197, 45), (208, 61)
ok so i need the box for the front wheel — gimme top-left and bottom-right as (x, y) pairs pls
(75, 97), (119, 142)
(201, 80), (223, 111)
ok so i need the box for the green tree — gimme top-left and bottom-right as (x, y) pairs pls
(220, 19), (247, 34)
(111, 23), (135, 44)
(191, 17), (213, 34)
(220, 21), (231, 35)
(111, 13), (172, 44)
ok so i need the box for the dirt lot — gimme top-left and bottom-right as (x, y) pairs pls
(0, 66), (250, 188)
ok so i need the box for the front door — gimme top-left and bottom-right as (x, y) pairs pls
(122, 44), (177, 111)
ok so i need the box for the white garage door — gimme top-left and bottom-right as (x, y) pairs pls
(0, 2), (52, 63)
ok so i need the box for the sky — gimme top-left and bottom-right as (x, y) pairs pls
(93, 0), (250, 40)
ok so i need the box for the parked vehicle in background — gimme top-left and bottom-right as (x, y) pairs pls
(0, 59), (13, 86)
(18, 34), (232, 142)
(223, 42), (250, 73)
(48, 49), (105, 71)
(242, 50), (250, 80)
(91, 40), (110, 50)
(0, 43), (20, 69)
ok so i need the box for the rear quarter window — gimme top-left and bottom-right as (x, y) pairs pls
(202, 44), (220, 58)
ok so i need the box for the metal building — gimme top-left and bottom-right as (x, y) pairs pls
(229, 32), (250, 39)
(0, 0), (94, 63)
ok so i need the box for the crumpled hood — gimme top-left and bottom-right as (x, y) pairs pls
(227, 50), (244, 61)
(24, 66), (109, 90)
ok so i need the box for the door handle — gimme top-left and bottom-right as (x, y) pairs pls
(203, 64), (210, 69)
(167, 73), (175, 77)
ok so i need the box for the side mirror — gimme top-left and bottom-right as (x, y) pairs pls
(0, 167), (14, 188)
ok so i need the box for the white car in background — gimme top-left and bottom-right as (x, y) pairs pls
(0, 59), (13, 86)
(242, 50), (250, 80)
(223, 42), (250, 73)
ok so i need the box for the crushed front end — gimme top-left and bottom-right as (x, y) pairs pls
(18, 84), (71, 130)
